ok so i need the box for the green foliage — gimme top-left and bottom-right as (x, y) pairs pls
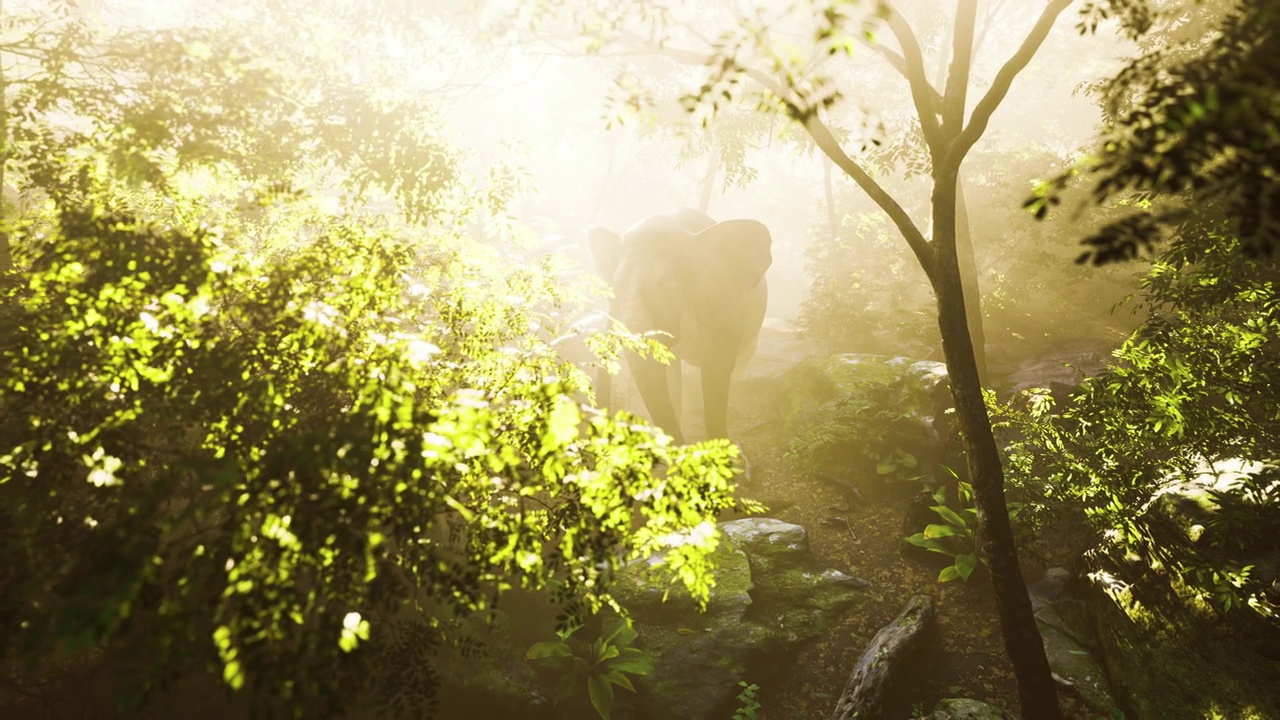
(0, 5), (745, 715)
(904, 481), (984, 583)
(525, 615), (654, 719)
(985, 390), (1059, 542)
(732, 680), (762, 720)
(993, 227), (1280, 616)
(782, 357), (940, 485)
(0, 200), (743, 714)
(1036, 0), (1280, 262)
(798, 211), (938, 358)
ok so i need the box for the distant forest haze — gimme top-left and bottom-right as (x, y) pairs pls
(1, 1), (1276, 719)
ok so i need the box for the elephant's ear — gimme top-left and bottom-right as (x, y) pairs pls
(694, 219), (772, 294)
(587, 226), (624, 282)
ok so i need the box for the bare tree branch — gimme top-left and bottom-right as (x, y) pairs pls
(943, 0), (977, 133)
(972, 0), (1010, 56)
(886, 8), (942, 156)
(801, 113), (936, 279)
(856, 35), (943, 111)
(947, 0), (1074, 166)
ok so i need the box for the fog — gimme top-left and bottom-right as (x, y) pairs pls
(427, 2), (1135, 329)
(6, 1), (1213, 718)
(62, 0), (1138, 330)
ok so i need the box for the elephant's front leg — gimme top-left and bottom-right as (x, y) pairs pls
(700, 347), (736, 440)
(627, 351), (685, 444)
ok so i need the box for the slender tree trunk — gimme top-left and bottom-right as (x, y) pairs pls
(658, 0), (1073, 709)
(931, 169), (1060, 720)
(0, 0), (11, 281)
(697, 137), (719, 214)
(823, 155), (839, 237)
(954, 177), (986, 382)
(932, 2), (986, 384)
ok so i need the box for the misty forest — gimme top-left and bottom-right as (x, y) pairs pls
(1, 0), (1277, 718)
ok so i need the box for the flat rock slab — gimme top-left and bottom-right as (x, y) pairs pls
(924, 698), (1018, 719)
(831, 593), (936, 720)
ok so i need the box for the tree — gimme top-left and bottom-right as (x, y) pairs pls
(800, 144), (1137, 362)
(1033, 0), (1280, 263)
(521, 1), (1091, 715)
(994, 217), (1280, 618)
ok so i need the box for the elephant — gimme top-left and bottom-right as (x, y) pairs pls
(588, 208), (772, 443)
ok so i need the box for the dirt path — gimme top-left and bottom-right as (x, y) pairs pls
(728, 374), (1097, 719)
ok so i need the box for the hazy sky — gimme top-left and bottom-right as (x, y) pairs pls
(53, 0), (1138, 319)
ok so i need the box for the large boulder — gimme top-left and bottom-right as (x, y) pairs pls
(1082, 459), (1280, 719)
(1029, 568), (1117, 715)
(613, 518), (869, 719)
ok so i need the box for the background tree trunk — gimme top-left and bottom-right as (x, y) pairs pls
(823, 155), (839, 238)
(697, 137), (719, 214)
(1, 8), (11, 281)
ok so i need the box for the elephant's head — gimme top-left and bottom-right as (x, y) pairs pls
(588, 209), (772, 441)
(590, 212), (770, 344)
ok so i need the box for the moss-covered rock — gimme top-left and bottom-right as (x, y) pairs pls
(612, 518), (868, 719)
(772, 354), (954, 485)
(1027, 567), (1117, 716)
(721, 517), (870, 632)
(1082, 460), (1280, 719)
(429, 518), (867, 719)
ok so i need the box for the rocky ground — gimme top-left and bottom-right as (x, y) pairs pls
(732, 426), (1101, 719)
(695, 330), (1116, 719)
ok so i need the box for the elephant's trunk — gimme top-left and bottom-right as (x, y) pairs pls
(595, 363), (612, 409)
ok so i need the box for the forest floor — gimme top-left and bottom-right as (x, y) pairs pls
(717, 358), (1106, 720)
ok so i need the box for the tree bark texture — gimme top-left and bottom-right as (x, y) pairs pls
(932, 172), (1060, 720)
(1, 22), (10, 281)
(831, 594), (936, 720)
(954, 177), (987, 383)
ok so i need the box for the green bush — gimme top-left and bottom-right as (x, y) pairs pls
(992, 227), (1280, 617)
(781, 356), (944, 485)
(0, 201), (742, 716)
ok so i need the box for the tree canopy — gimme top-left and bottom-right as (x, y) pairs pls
(1032, 0), (1280, 263)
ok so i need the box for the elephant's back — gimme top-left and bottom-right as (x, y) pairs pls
(622, 208), (714, 247)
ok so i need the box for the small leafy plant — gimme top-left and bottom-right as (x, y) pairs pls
(525, 615), (654, 719)
(905, 480), (984, 582)
(732, 680), (762, 720)
(876, 447), (920, 478)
